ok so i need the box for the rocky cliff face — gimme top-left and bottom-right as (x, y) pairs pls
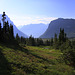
(40, 18), (75, 38)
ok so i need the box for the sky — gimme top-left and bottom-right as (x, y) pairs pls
(0, 0), (75, 27)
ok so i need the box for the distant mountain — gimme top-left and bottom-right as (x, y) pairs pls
(19, 23), (48, 38)
(17, 25), (23, 29)
(40, 18), (75, 38)
(0, 14), (28, 38)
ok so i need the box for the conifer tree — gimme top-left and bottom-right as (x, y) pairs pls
(21, 36), (26, 44)
(50, 38), (53, 46)
(0, 23), (2, 40)
(16, 33), (20, 42)
(45, 40), (50, 46)
(9, 24), (14, 38)
(59, 28), (66, 44)
(36, 38), (40, 46)
(54, 33), (59, 49)
(2, 12), (6, 27)
(0, 23), (1, 33)
(28, 35), (36, 46)
(6, 21), (9, 32)
(4, 22), (7, 33)
(54, 33), (57, 43)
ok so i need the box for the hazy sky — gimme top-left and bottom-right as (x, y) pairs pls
(0, 0), (75, 26)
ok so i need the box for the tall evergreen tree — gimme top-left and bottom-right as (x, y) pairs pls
(9, 24), (14, 38)
(59, 28), (66, 44)
(0, 23), (1, 33)
(2, 12), (6, 27)
(45, 40), (50, 46)
(54, 33), (57, 43)
(50, 38), (53, 46)
(21, 36), (26, 44)
(54, 33), (59, 49)
(16, 33), (20, 42)
(28, 35), (36, 46)
(4, 22), (7, 33)
(6, 21), (9, 32)
(0, 22), (2, 40)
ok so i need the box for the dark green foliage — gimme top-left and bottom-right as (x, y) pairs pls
(27, 35), (36, 46)
(4, 22), (7, 33)
(9, 24), (14, 38)
(71, 40), (75, 49)
(63, 48), (75, 67)
(36, 38), (44, 46)
(0, 49), (12, 75)
(20, 36), (26, 44)
(2, 12), (6, 27)
(0, 23), (2, 39)
(45, 40), (50, 46)
(0, 12), (15, 44)
(51, 28), (68, 50)
(50, 38), (53, 46)
(0, 23), (1, 33)
(59, 28), (66, 44)
(16, 33), (20, 43)
(0, 43), (75, 75)
(54, 33), (59, 49)
(61, 40), (75, 67)
(3, 22), (9, 34)
(56, 29), (75, 67)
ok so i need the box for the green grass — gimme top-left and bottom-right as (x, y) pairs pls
(0, 44), (75, 75)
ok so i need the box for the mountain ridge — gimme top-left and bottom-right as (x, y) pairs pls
(40, 18), (75, 38)
(0, 14), (28, 38)
(19, 23), (48, 38)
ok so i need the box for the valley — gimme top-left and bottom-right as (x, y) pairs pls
(0, 43), (74, 75)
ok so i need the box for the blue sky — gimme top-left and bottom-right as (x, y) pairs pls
(0, 0), (75, 26)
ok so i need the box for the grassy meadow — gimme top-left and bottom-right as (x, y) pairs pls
(0, 43), (75, 75)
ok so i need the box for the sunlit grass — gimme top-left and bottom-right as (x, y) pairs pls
(0, 44), (75, 75)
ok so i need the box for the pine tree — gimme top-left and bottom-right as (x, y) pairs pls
(45, 40), (50, 46)
(2, 12), (6, 27)
(6, 21), (9, 32)
(16, 33), (20, 42)
(59, 28), (62, 43)
(21, 36), (26, 44)
(0, 23), (2, 40)
(59, 28), (66, 44)
(0, 23), (1, 33)
(36, 38), (40, 46)
(9, 24), (14, 38)
(50, 38), (53, 46)
(4, 22), (7, 33)
(28, 35), (36, 46)
(54, 33), (57, 43)
(54, 33), (59, 49)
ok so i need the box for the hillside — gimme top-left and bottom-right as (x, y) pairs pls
(0, 43), (74, 75)
(20, 23), (48, 38)
(40, 18), (75, 38)
(0, 13), (28, 38)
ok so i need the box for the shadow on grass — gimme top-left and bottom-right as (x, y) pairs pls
(5, 43), (51, 63)
(0, 48), (12, 75)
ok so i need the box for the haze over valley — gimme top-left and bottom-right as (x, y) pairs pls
(0, 0), (75, 75)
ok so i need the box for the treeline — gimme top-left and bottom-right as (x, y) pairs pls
(15, 28), (75, 67)
(0, 12), (75, 67)
(53, 28), (75, 67)
(0, 12), (14, 43)
(15, 28), (66, 47)
(15, 34), (55, 46)
(15, 28), (69, 48)
(15, 28), (75, 50)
